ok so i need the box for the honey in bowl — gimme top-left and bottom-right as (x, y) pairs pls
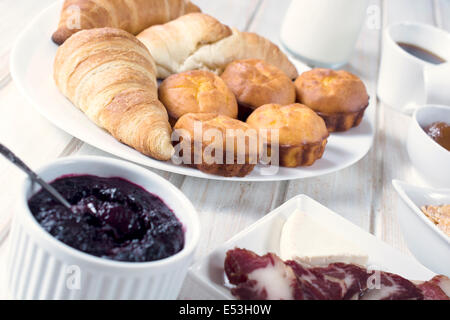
(424, 122), (450, 151)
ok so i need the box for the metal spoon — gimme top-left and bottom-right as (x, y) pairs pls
(0, 143), (72, 209)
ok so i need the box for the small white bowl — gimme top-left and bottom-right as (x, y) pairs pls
(5, 156), (200, 300)
(407, 105), (450, 188)
(392, 180), (450, 276)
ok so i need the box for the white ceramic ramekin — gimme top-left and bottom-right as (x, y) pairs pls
(5, 156), (200, 300)
(407, 105), (450, 188)
(392, 180), (450, 276)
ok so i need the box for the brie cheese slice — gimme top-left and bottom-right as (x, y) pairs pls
(279, 209), (368, 266)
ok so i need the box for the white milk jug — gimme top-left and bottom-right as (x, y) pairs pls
(281, 0), (370, 68)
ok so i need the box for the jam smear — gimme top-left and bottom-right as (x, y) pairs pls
(28, 175), (184, 262)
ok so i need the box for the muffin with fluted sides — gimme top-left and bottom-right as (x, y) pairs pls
(159, 70), (238, 125)
(294, 68), (369, 132)
(221, 59), (296, 120)
(173, 113), (258, 177)
(246, 103), (329, 167)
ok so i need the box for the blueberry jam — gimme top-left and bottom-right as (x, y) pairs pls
(28, 175), (184, 262)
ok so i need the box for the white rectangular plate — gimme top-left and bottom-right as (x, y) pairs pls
(188, 195), (435, 300)
(10, 2), (375, 181)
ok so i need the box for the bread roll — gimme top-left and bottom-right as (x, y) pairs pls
(137, 13), (298, 79)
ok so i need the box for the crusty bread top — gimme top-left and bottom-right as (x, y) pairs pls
(294, 68), (369, 114)
(53, 27), (174, 161)
(137, 13), (298, 79)
(221, 59), (296, 109)
(54, 27), (158, 99)
(246, 103), (329, 146)
(159, 70), (238, 120)
(174, 113), (254, 138)
(138, 13), (233, 78)
(174, 113), (258, 155)
(52, 0), (202, 45)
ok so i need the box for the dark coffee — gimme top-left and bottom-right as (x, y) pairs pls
(397, 42), (446, 64)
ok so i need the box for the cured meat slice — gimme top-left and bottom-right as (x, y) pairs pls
(360, 272), (423, 300)
(224, 248), (449, 300)
(417, 276), (450, 300)
(224, 248), (299, 300)
(286, 261), (366, 299)
(307, 263), (371, 299)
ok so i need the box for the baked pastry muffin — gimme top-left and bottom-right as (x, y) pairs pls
(221, 59), (296, 120)
(173, 113), (258, 177)
(246, 104), (329, 167)
(159, 70), (238, 125)
(294, 68), (369, 132)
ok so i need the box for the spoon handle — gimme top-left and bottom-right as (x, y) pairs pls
(0, 144), (72, 209)
(0, 144), (38, 179)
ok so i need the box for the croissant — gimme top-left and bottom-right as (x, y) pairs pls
(54, 27), (174, 160)
(137, 13), (298, 79)
(52, 0), (201, 45)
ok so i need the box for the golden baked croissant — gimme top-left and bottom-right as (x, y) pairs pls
(54, 27), (174, 160)
(52, 0), (201, 45)
(137, 13), (298, 79)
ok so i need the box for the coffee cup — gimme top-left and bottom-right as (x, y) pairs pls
(377, 22), (450, 114)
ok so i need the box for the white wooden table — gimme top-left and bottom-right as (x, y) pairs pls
(0, 0), (448, 299)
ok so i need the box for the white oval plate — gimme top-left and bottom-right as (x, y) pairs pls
(10, 1), (375, 181)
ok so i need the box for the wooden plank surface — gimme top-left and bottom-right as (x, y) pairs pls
(0, 0), (75, 240)
(0, 0), (447, 300)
